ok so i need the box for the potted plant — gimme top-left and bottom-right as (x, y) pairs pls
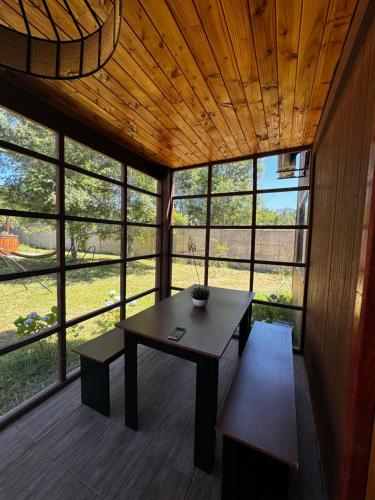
(188, 237), (210, 307)
(190, 284), (210, 307)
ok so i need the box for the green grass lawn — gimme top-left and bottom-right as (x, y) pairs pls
(0, 252), (296, 417)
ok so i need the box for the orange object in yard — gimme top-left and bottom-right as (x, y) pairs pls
(0, 235), (19, 253)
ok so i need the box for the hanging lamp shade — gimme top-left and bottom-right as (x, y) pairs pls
(0, 0), (123, 80)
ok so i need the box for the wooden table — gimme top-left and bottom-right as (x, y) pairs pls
(116, 285), (254, 473)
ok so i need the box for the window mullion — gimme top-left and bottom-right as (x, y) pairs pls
(57, 131), (66, 383)
(204, 165), (212, 286)
(120, 163), (127, 320)
(250, 158), (257, 292)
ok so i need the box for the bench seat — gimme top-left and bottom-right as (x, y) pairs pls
(72, 327), (124, 364)
(72, 328), (124, 416)
(216, 321), (299, 499)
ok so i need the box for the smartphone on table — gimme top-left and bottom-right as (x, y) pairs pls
(168, 327), (187, 341)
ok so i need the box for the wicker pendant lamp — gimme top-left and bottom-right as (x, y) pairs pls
(0, 0), (123, 79)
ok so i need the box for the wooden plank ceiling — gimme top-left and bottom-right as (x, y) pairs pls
(0, 0), (358, 168)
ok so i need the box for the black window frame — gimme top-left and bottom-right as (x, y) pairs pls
(0, 114), (162, 424)
(169, 151), (312, 352)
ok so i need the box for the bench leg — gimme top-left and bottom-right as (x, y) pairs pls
(222, 436), (289, 500)
(80, 356), (110, 416)
(194, 356), (219, 473)
(238, 305), (250, 356)
(124, 332), (138, 430)
(222, 436), (240, 500)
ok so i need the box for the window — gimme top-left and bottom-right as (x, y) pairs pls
(65, 137), (121, 180)
(172, 228), (206, 257)
(170, 153), (310, 349)
(0, 148), (56, 213)
(211, 195), (252, 226)
(0, 218), (57, 274)
(209, 229), (252, 259)
(65, 222), (122, 263)
(0, 106), (57, 158)
(171, 257), (204, 289)
(0, 275), (58, 347)
(125, 168), (160, 314)
(65, 264), (121, 320)
(128, 166), (158, 193)
(126, 258), (158, 298)
(172, 198), (207, 226)
(173, 167), (208, 196)
(212, 160), (253, 193)
(65, 169), (121, 220)
(0, 105), (161, 420)
(0, 335), (59, 416)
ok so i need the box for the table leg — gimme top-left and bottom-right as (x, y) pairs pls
(238, 306), (250, 356)
(194, 356), (219, 473)
(124, 332), (138, 430)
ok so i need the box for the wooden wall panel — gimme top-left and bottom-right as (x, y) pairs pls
(306, 7), (375, 500)
(366, 421), (375, 500)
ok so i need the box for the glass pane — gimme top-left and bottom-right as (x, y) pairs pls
(127, 226), (158, 257)
(212, 160), (253, 193)
(66, 308), (121, 373)
(65, 137), (121, 180)
(65, 169), (121, 220)
(127, 166), (158, 193)
(257, 152), (309, 189)
(0, 147), (56, 213)
(172, 228), (206, 257)
(209, 229), (251, 259)
(0, 217), (57, 275)
(66, 264), (121, 320)
(127, 189), (158, 224)
(208, 261), (250, 291)
(0, 334), (58, 417)
(171, 257), (204, 289)
(296, 190), (309, 225)
(253, 264), (304, 306)
(211, 195), (252, 226)
(173, 167), (208, 196)
(0, 106), (57, 158)
(0, 274), (57, 348)
(257, 191), (308, 225)
(126, 258), (157, 298)
(65, 222), (121, 264)
(127, 292), (156, 318)
(251, 305), (303, 349)
(172, 198), (207, 226)
(255, 228), (307, 263)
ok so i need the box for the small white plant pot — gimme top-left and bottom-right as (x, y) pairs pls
(192, 298), (208, 308)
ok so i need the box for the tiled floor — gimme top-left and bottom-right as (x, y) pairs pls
(0, 340), (325, 499)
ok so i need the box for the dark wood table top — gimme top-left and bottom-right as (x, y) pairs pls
(117, 286), (254, 359)
(216, 321), (299, 468)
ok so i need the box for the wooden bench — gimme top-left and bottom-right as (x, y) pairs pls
(216, 321), (299, 500)
(72, 328), (124, 416)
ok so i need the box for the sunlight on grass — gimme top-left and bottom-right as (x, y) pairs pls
(126, 292), (156, 318)
(208, 262), (251, 291)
